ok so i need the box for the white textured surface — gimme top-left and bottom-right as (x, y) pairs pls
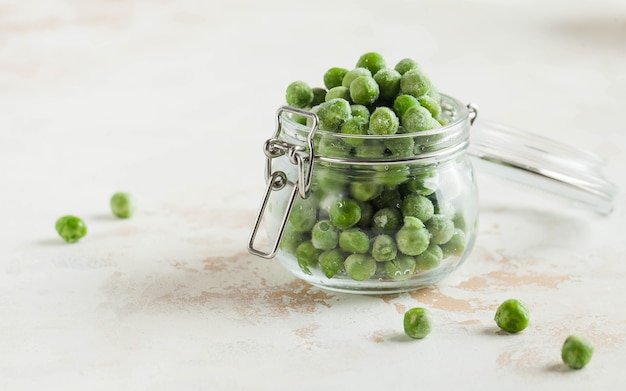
(1, 0), (626, 389)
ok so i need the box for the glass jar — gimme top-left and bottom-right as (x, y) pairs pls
(248, 95), (617, 294)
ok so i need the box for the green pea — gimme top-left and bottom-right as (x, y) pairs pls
(440, 228), (466, 257)
(404, 307), (432, 339)
(323, 67), (348, 90)
(329, 198), (361, 229)
(312, 164), (347, 195)
(373, 68), (401, 101)
(55, 215), (87, 243)
(426, 84), (441, 103)
(384, 136), (415, 157)
(494, 299), (530, 333)
(356, 52), (386, 75)
(344, 253), (377, 281)
(350, 181), (381, 202)
(349, 75), (380, 105)
(339, 228), (370, 254)
(393, 94), (420, 120)
(288, 197), (318, 233)
(371, 189), (402, 210)
(401, 194), (434, 222)
(317, 98), (352, 131)
(342, 68), (372, 88)
(279, 225), (306, 255)
(110, 192), (137, 218)
(325, 86), (351, 102)
(394, 58), (419, 75)
(311, 220), (339, 250)
(340, 116), (369, 146)
(354, 139), (387, 159)
(295, 240), (321, 275)
(311, 87), (327, 106)
(399, 171), (438, 196)
(369, 107), (399, 135)
(396, 216), (430, 256)
(317, 134), (352, 158)
(418, 95), (442, 119)
(357, 201), (374, 230)
(318, 249), (345, 278)
(561, 335), (594, 370)
(400, 68), (431, 98)
(415, 243), (443, 270)
(402, 105), (435, 133)
(372, 164), (410, 187)
(371, 207), (402, 233)
(371, 234), (397, 262)
(426, 215), (455, 244)
(286, 81), (314, 108)
(385, 254), (417, 280)
(350, 104), (370, 121)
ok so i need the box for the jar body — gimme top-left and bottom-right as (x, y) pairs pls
(265, 95), (478, 294)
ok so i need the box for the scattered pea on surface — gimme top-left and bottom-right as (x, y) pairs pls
(404, 307), (432, 339)
(55, 215), (87, 243)
(561, 335), (594, 370)
(494, 299), (530, 333)
(110, 192), (137, 218)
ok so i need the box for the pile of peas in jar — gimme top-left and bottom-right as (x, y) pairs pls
(279, 52), (470, 283)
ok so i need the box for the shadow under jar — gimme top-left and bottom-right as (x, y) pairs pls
(250, 94), (478, 294)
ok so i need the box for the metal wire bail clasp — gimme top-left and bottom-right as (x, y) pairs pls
(247, 106), (319, 259)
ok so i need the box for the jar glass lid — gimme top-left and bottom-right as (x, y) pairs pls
(469, 118), (618, 215)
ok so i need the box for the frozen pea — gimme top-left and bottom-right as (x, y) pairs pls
(342, 67), (372, 88)
(494, 299), (530, 333)
(426, 215), (455, 244)
(311, 87), (327, 106)
(374, 68), (401, 101)
(344, 253), (377, 281)
(295, 240), (321, 275)
(393, 94), (420, 122)
(402, 105), (435, 133)
(323, 67), (349, 89)
(440, 228), (466, 257)
(561, 335), (594, 370)
(339, 228), (370, 254)
(354, 139), (387, 159)
(452, 213), (467, 231)
(415, 243), (443, 270)
(317, 98), (352, 131)
(371, 189), (402, 210)
(288, 198), (317, 233)
(384, 136), (415, 157)
(317, 135), (352, 158)
(369, 107), (399, 136)
(313, 164), (347, 194)
(350, 181), (381, 202)
(372, 164), (410, 187)
(311, 220), (339, 250)
(400, 68), (431, 98)
(404, 307), (432, 339)
(394, 58), (419, 75)
(279, 225), (306, 255)
(329, 198), (361, 229)
(371, 234), (397, 262)
(349, 75), (380, 105)
(350, 104), (370, 121)
(371, 207), (402, 233)
(426, 84), (441, 103)
(110, 192), (137, 218)
(357, 201), (374, 229)
(401, 194), (434, 222)
(396, 216), (430, 256)
(325, 86), (351, 102)
(385, 254), (417, 280)
(318, 248), (345, 278)
(418, 95), (442, 118)
(399, 173), (437, 196)
(340, 116), (369, 146)
(286, 81), (314, 108)
(356, 52), (386, 75)
(55, 215), (87, 243)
